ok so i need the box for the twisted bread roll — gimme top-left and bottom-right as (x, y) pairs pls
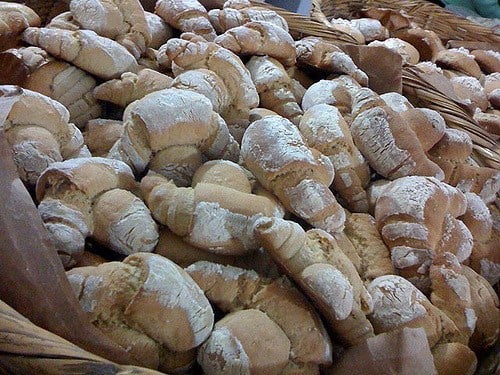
(241, 115), (346, 234)
(46, 11), (81, 31)
(254, 216), (375, 347)
(351, 106), (445, 181)
(375, 176), (473, 292)
(145, 11), (172, 49)
(429, 252), (477, 343)
(69, 0), (151, 58)
(343, 213), (395, 284)
(141, 171), (283, 255)
(186, 261), (333, 369)
(24, 60), (102, 128)
(108, 88), (239, 185)
(22, 27), (138, 80)
(428, 128), (500, 204)
(93, 68), (173, 108)
(165, 37), (259, 141)
(208, 0), (288, 33)
(246, 56), (303, 125)
(367, 275), (464, 347)
(155, 0), (216, 41)
(0, 86), (89, 185)
(36, 157), (158, 267)
(67, 252), (214, 370)
(214, 21), (296, 67)
(301, 76), (362, 114)
(0, 2), (40, 51)
(296, 37), (368, 86)
(170, 68), (230, 115)
(299, 103), (370, 212)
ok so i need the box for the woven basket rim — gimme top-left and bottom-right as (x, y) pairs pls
(311, 0), (500, 43)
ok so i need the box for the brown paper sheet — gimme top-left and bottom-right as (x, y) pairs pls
(341, 44), (403, 95)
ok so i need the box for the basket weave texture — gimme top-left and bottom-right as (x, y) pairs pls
(312, 0), (500, 43)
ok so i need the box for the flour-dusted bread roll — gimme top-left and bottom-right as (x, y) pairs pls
(108, 88), (239, 185)
(22, 27), (139, 80)
(0, 86), (89, 186)
(296, 36), (368, 86)
(69, 0), (151, 58)
(392, 27), (445, 62)
(0, 2), (40, 51)
(299, 103), (370, 212)
(145, 11), (172, 49)
(208, 0), (288, 34)
(241, 115), (346, 234)
(367, 275), (463, 347)
(301, 76), (361, 114)
(94, 68), (173, 108)
(141, 171), (283, 255)
(375, 176), (473, 292)
(155, 0), (216, 41)
(186, 261), (333, 370)
(351, 106), (445, 181)
(215, 21), (296, 67)
(24, 59), (102, 129)
(67, 253), (214, 370)
(254, 216), (375, 347)
(433, 48), (483, 80)
(343, 213), (395, 285)
(428, 128), (500, 204)
(198, 309), (291, 375)
(165, 37), (259, 141)
(36, 157), (158, 267)
(469, 49), (500, 75)
(246, 56), (303, 125)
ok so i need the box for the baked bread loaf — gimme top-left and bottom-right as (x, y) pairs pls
(45, 11), (81, 31)
(470, 49), (500, 75)
(93, 68), (173, 108)
(208, 0), (288, 34)
(24, 59), (102, 128)
(165, 37), (259, 141)
(343, 212), (395, 284)
(155, 0), (217, 41)
(0, 2), (40, 51)
(198, 309), (291, 375)
(296, 36), (369, 86)
(108, 88), (239, 185)
(141, 170), (283, 255)
(392, 27), (445, 62)
(367, 274), (464, 347)
(67, 252), (214, 371)
(368, 37), (420, 65)
(246, 56), (303, 125)
(351, 106), (445, 181)
(69, 0), (151, 58)
(186, 260), (333, 370)
(22, 27), (139, 80)
(254, 216), (375, 347)
(145, 11), (172, 49)
(214, 21), (296, 67)
(36, 157), (158, 266)
(375, 176), (473, 292)
(299, 103), (371, 212)
(0, 86), (90, 186)
(433, 48), (484, 80)
(241, 115), (346, 234)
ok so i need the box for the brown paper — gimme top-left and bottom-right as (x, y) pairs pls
(341, 44), (403, 95)
(0, 128), (136, 366)
(328, 327), (438, 375)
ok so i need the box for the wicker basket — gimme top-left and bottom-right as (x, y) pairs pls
(311, 0), (500, 43)
(309, 0), (500, 169)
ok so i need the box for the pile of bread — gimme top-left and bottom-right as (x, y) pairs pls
(0, 0), (499, 373)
